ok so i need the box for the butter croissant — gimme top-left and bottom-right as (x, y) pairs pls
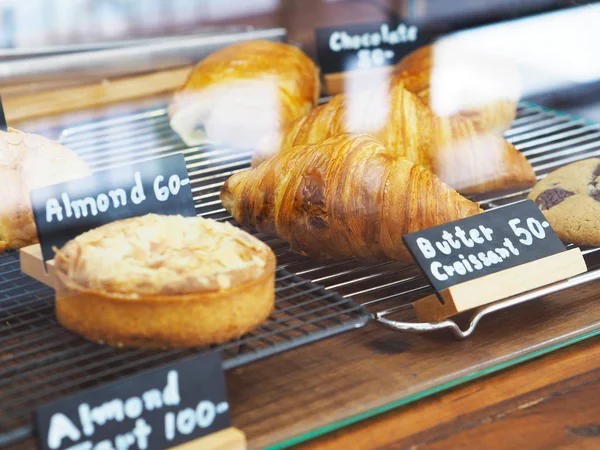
(169, 40), (320, 149)
(253, 79), (535, 195)
(221, 133), (482, 263)
(394, 43), (520, 134)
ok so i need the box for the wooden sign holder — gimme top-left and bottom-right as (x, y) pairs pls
(20, 244), (56, 288)
(169, 427), (246, 450)
(20, 245), (247, 450)
(412, 248), (588, 323)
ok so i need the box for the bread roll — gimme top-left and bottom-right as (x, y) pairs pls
(169, 40), (320, 150)
(0, 128), (91, 252)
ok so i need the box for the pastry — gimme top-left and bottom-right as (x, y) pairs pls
(169, 40), (320, 150)
(528, 158), (600, 246)
(221, 133), (483, 263)
(394, 43), (520, 133)
(0, 128), (91, 253)
(253, 78), (535, 195)
(53, 214), (276, 348)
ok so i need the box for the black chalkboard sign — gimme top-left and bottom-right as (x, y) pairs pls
(30, 154), (196, 263)
(315, 20), (434, 75)
(35, 352), (230, 450)
(0, 95), (7, 131)
(403, 200), (566, 292)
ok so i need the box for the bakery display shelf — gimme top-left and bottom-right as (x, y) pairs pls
(2, 100), (600, 449)
(54, 99), (600, 339)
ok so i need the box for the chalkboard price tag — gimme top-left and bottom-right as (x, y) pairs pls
(403, 200), (566, 293)
(403, 200), (588, 322)
(35, 352), (231, 450)
(315, 20), (433, 75)
(30, 154), (196, 263)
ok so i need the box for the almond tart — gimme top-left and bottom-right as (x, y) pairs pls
(54, 214), (276, 348)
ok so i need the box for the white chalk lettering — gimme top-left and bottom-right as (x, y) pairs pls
(132, 419), (152, 450)
(435, 240), (452, 255)
(108, 188), (127, 208)
(130, 172), (146, 205)
(91, 399), (124, 426)
(196, 401), (216, 428)
(442, 230), (461, 249)
(70, 197), (98, 218)
(328, 23), (418, 53)
(163, 370), (181, 406)
(455, 226), (474, 247)
(479, 225), (494, 241)
(469, 228), (484, 244)
(503, 237), (520, 255)
(62, 193), (73, 218)
(468, 254), (483, 270)
(124, 397), (143, 419)
(46, 198), (63, 223)
(165, 411), (176, 441)
(47, 413), (81, 449)
(176, 408), (196, 435)
(96, 194), (110, 213)
(79, 403), (94, 436)
(142, 389), (163, 411)
(417, 237), (436, 259)
(114, 432), (135, 450)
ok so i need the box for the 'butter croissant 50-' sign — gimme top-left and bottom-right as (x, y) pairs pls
(30, 154), (196, 263)
(403, 200), (567, 292)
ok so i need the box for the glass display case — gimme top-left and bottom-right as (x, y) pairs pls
(1, 1), (599, 449)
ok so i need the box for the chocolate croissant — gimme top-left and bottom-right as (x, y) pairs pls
(169, 40), (320, 149)
(221, 133), (482, 263)
(253, 79), (535, 195)
(394, 44), (519, 134)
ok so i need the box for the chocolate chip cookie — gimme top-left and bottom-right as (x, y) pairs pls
(528, 158), (600, 246)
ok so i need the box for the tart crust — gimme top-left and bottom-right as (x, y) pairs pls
(54, 214), (276, 348)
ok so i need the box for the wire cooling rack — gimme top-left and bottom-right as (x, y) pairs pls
(2, 101), (600, 448)
(52, 100), (600, 339)
(0, 121), (369, 446)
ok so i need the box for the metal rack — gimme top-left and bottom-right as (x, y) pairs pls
(55, 100), (600, 340)
(0, 116), (370, 449)
(1, 101), (599, 448)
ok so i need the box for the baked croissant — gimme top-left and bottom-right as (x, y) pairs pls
(394, 43), (520, 134)
(221, 133), (482, 263)
(253, 79), (535, 195)
(169, 40), (320, 149)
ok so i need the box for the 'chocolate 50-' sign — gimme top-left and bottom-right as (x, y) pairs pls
(403, 200), (566, 292)
(316, 20), (433, 74)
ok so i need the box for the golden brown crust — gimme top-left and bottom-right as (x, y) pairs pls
(0, 128), (91, 252)
(394, 44), (518, 134)
(54, 214), (273, 296)
(222, 133), (483, 263)
(55, 252), (276, 348)
(253, 79), (535, 195)
(169, 40), (320, 148)
(54, 214), (276, 348)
